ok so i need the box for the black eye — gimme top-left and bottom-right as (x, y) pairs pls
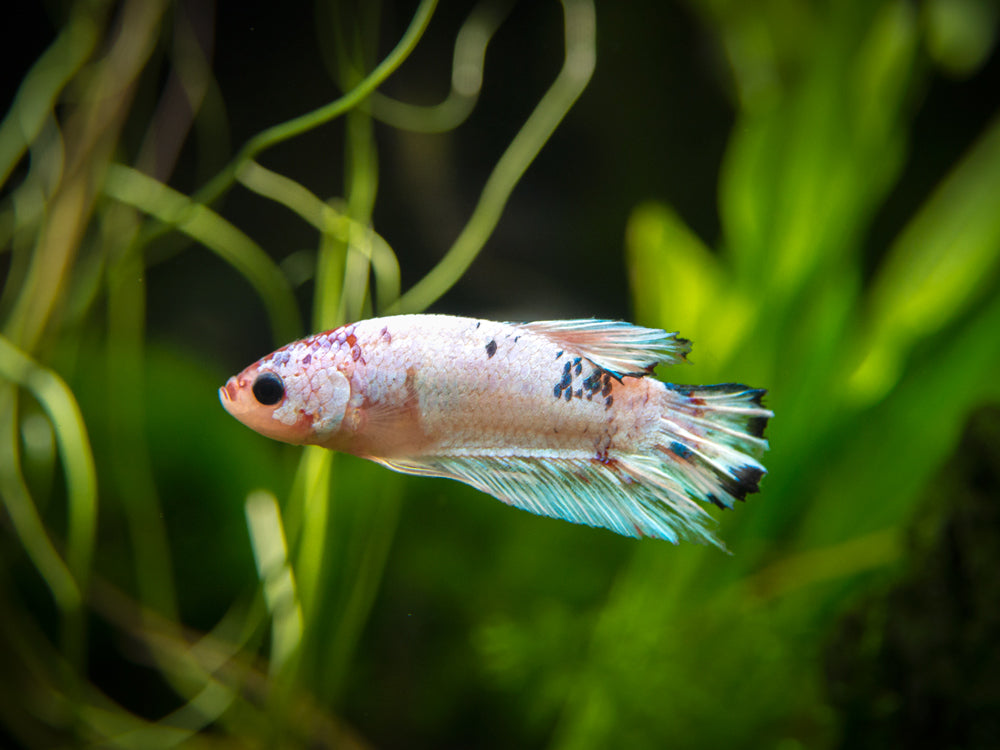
(252, 372), (285, 405)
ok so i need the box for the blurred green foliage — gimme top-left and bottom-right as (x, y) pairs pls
(1, 0), (999, 748)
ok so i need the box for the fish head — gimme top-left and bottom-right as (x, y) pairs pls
(219, 344), (352, 445)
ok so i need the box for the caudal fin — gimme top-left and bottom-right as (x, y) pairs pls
(656, 383), (772, 511)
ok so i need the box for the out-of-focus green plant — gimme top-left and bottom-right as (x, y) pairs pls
(0, 0), (593, 746)
(476, 1), (999, 747)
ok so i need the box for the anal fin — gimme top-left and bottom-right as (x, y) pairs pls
(373, 452), (722, 546)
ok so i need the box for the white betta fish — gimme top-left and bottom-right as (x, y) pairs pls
(220, 315), (772, 546)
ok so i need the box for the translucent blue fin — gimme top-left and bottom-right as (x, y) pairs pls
(376, 452), (720, 545)
(519, 319), (691, 376)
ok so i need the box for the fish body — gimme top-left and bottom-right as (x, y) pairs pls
(220, 314), (772, 545)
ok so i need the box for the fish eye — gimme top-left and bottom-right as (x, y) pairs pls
(251, 372), (285, 405)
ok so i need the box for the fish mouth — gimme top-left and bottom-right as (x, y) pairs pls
(219, 378), (239, 409)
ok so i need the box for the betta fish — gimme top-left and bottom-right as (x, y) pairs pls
(220, 315), (772, 546)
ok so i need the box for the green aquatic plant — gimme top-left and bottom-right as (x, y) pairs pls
(0, 0), (595, 745)
(1, 0), (998, 747)
(542, 2), (1000, 747)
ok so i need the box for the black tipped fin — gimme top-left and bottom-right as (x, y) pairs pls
(657, 383), (772, 510)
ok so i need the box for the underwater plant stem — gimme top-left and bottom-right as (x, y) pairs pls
(246, 491), (304, 676)
(0, 337), (99, 671)
(319, 474), (401, 703)
(388, 0), (595, 314)
(338, 108), (380, 324)
(311, 101), (380, 330)
(0, 1), (104, 188)
(235, 161), (402, 311)
(283, 31), (390, 668)
(297, 27), (381, 612)
(3, 0), (167, 354)
(187, 0), (438, 214)
(0, 394), (79, 604)
(368, 0), (515, 133)
(312, 48), (403, 702)
(105, 239), (180, 621)
(104, 164), (301, 344)
(287, 448), (333, 622)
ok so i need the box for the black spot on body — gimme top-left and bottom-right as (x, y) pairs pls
(573, 357), (582, 375)
(604, 395), (614, 409)
(554, 364), (573, 398)
(575, 388), (582, 399)
(485, 340), (497, 358)
(475, 321), (481, 329)
(583, 367), (611, 403)
(556, 350), (563, 359)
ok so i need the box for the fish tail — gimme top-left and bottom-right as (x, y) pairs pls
(654, 383), (772, 510)
(586, 383), (771, 546)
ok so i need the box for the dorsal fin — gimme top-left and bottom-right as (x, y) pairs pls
(519, 319), (690, 377)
